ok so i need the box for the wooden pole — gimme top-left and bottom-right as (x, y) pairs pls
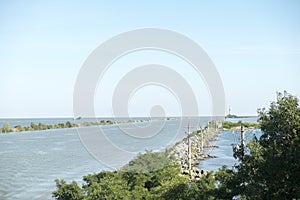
(201, 129), (204, 153)
(187, 124), (192, 172)
(241, 124), (245, 160)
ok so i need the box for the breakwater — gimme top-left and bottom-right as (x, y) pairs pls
(169, 120), (223, 179)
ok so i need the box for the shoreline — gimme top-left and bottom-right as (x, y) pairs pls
(0, 118), (157, 134)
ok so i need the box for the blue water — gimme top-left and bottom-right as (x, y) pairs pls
(198, 123), (262, 171)
(0, 117), (214, 200)
(203, 115), (260, 171)
(0, 117), (259, 199)
(226, 117), (258, 123)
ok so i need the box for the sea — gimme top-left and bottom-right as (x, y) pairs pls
(0, 117), (259, 199)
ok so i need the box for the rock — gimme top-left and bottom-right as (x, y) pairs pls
(207, 155), (217, 158)
(193, 167), (201, 174)
(194, 175), (201, 180)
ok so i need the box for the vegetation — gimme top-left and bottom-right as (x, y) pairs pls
(0, 119), (153, 134)
(0, 120), (116, 134)
(226, 114), (256, 118)
(1, 122), (12, 133)
(0, 121), (78, 133)
(121, 150), (173, 173)
(216, 92), (300, 199)
(222, 121), (260, 130)
(53, 152), (216, 200)
(80, 120), (114, 127)
(53, 92), (300, 199)
(226, 114), (239, 118)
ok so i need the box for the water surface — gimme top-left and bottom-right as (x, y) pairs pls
(0, 117), (212, 199)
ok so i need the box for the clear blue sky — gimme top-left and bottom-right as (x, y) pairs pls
(1, 0), (300, 118)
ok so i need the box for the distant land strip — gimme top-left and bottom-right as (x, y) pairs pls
(0, 118), (157, 134)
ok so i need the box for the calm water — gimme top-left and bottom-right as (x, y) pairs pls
(198, 128), (262, 171)
(0, 117), (214, 200)
(0, 117), (259, 199)
(198, 117), (261, 171)
(0, 117), (153, 128)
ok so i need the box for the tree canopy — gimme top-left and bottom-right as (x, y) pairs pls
(217, 92), (300, 199)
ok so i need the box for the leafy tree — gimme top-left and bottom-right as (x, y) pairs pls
(162, 171), (216, 200)
(52, 150), (220, 200)
(30, 122), (38, 130)
(222, 121), (259, 130)
(82, 171), (132, 200)
(121, 150), (172, 173)
(52, 179), (84, 200)
(223, 92), (300, 199)
(3, 122), (11, 133)
(38, 122), (47, 130)
(65, 121), (73, 128)
(255, 92), (300, 199)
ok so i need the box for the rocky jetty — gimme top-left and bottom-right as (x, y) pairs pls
(169, 120), (222, 180)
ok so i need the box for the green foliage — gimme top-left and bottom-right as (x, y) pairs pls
(2, 122), (12, 133)
(254, 92), (300, 199)
(53, 164), (190, 200)
(162, 172), (216, 200)
(226, 114), (239, 118)
(0, 119), (135, 134)
(82, 120), (114, 127)
(82, 171), (132, 200)
(214, 166), (238, 198)
(222, 92), (300, 199)
(226, 114), (256, 119)
(222, 121), (260, 130)
(52, 179), (84, 200)
(52, 149), (221, 200)
(0, 121), (79, 134)
(65, 121), (72, 128)
(121, 150), (173, 173)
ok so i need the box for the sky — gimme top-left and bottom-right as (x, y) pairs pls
(1, 0), (300, 118)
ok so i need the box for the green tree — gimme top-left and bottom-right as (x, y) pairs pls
(255, 92), (300, 199)
(58, 123), (66, 128)
(38, 122), (47, 130)
(224, 92), (300, 199)
(162, 171), (216, 200)
(65, 121), (73, 128)
(30, 122), (37, 130)
(52, 179), (84, 200)
(3, 122), (11, 133)
(82, 171), (133, 200)
(53, 150), (222, 200)
(121, 150), (172, 173)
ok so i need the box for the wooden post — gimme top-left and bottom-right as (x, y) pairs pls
(187, 124), (192, 172)
(201, 129), (204, 153)
(241, 125), (245, 160)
